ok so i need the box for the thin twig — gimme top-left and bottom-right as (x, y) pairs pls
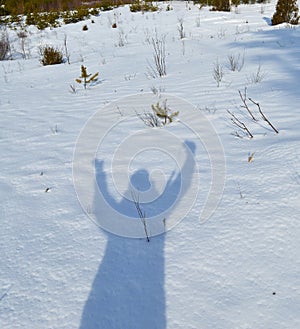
(63, 34), (70, 64)
(239, 88), (258, 121)
(0, 285), (12, 302)
(131, 192), (150, 242)
(227, 110), (253, 138)
(248, 98), (279, 134)
(148, 34), (166, 78)
(136, 110), (161, 127)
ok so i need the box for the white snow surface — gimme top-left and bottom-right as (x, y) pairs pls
(1, 1), (300, 328)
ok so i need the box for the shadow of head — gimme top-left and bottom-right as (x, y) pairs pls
(130, 169), (151, 192)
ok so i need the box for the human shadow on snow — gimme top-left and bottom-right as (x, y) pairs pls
(80, 141), (196, 329)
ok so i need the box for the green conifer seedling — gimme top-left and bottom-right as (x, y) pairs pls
(151, 100), (179, 125)
(76, 65), (99, 89)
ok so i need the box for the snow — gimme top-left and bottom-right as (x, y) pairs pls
(1, 1), (300, 328)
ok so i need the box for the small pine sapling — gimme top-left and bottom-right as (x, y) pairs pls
(151, 100), (179, 125)
(76, 65), (99, 89)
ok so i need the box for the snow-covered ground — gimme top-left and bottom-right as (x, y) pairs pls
(1, 1), (300, 328)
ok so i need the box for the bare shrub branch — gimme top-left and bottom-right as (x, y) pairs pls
(63, 34), (70, 64)
(17, 30), (27, 59)
(147, 34), (167, 78)
(177, 18), (185, 39)
(213, 60), (223, 87)
(136, 110), (162, 128)
(247, 64), (266, 84)
(227, 109), (253, 138)
(0, 31), (10, 61)
(230, 89), (279, 138)
(238, 88), (258, 121)
(248, 98), (279, 134)
(227, 52), (244, 71)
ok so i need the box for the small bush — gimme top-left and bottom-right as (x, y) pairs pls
(36, 15), (50, 30)
(137, 111), (162, 127)
(45, 11), (60, 27)
(63, 8), (91, 25)
(62, 11), (79, 24)
(213, 60), (224, 87)
(25, 12), (36, 26)
(211, 0), (231, 11)
(0, 32), (10, 61)
(227, 52), (244, 72)
(194, 0), (215, 6)
(25, 11), (60, 30)
(147, 34), (167, 78)
(246, 64), (266, 84)
(99, 0), (114, 12)
(8, 14), (23, 26)
(77, 7), (91, 20)
(271, 0), (299, 25)
(2, 0), (127, 16)
(40, 45), (63, 66)
(194, 0), (266, 6)
(89, 8), (101, 16)
(130, 1), (158, 12)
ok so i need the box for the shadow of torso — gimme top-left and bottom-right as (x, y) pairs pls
(80, 141), (196, 329)
(80, 234), (165, 329)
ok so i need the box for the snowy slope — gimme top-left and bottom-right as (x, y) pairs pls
(1, 1), (300, 328)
